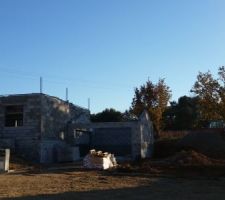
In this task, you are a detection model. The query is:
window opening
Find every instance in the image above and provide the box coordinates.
[5,105,23,127]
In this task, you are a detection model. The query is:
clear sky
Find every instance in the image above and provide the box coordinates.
[0,0,224,113]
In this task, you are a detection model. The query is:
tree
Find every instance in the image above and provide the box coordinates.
[163,96,200,130]
[175,96,199,129]
[122,110,138,121]
[217,66,225,120]
[91,108,123,122]
[130,79,171,133]
[191,70,221,124]
[163,101,177,130]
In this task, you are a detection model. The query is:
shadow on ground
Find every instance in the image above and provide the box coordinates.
[2,187,152,200]
[2,177,225,200]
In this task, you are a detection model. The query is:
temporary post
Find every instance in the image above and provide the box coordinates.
[66,88,68,101]
[88,98,90,112]
[40,76,43,139]
[40,77,42,93]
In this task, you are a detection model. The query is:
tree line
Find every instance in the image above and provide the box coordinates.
[91,67,225,132]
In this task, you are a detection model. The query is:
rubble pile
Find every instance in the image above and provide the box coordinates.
[83,149,117,170]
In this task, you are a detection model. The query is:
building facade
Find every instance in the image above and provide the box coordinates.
[0,93,154,163]
[0,93,89,162]
[69,110,154,160]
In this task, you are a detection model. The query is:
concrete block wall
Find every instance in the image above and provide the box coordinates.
[0,94,42,161]
[41,95,90,139]
[0,93,90,162]
[131,124,142,159]
[41,95,70,139]
[73,131,90,145]
[138,111,154,158]
[92,127,132,156]
[39,140,80,163]
[70,122,140,159]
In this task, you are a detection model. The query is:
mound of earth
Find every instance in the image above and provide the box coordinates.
[177,131,225,159]
[164,150,225,166]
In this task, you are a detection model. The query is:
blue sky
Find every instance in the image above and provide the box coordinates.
[0,0,225,113]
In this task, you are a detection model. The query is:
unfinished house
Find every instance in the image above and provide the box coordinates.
[69,110,154,160]
[0,93,154,163]
[0,93,90,163]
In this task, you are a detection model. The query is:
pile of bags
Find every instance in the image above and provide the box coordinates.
[83,149,117,170]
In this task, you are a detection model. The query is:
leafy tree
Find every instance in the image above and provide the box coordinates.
[175,96,199,129]
[163,101,177,130]
[91,108,123,122]
[217,66,225,120]
[163,96,200,130]
[122,110,138,121]
[191,69,221,124]
[130,79,171,133]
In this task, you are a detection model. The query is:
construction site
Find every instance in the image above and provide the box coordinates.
[0,126,225,199]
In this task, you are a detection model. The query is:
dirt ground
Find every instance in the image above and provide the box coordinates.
[2,144,225,200]
[0,168,225,200]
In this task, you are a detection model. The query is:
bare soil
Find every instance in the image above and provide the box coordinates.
[2,145,225,200]
[0,162,225,200]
